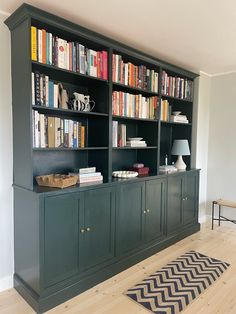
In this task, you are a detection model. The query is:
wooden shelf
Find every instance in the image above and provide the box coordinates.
[33,147,108,151]
[161,94,193,103]
[113,81,158,96]
[112,115,157,122]
[32,61,109,84]
[32,105,108,118]
[113,146,157,150]
[161,121,192,126]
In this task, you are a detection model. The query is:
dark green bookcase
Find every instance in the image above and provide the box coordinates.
[5,3,200,313]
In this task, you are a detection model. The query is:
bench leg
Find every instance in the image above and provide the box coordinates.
[212,201,215,230]
[219,205,221,226]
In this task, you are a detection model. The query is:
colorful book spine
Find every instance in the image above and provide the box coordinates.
[31,26,37,61]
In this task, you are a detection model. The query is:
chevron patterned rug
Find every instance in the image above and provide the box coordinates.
[125,250,230,314]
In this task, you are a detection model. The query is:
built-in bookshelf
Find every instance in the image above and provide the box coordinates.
[6,3,197,190]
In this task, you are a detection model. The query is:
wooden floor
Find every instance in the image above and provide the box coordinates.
[1,221,236,314]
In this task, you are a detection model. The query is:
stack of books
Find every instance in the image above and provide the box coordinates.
[170,114,189,124]
[130,163,149,176]
[31,26,108,79]
[69,167,103,184]
[112,91,158,120]
[126,138,147,147]
[112,54,158,92]
[159,165,178,174]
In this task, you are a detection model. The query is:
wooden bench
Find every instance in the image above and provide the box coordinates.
[212,199,236,230]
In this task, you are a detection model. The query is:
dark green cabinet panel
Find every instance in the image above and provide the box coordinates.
[145,179,165,242]
[116,182,145,255]
[80,187,115,271]
[167,175,184,235]
[43,193,82,287]
[183,172,198,224]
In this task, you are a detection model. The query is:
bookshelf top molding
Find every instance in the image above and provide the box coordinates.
[5,3,198,80]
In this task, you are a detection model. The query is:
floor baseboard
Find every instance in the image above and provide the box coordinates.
[0,275,13,292]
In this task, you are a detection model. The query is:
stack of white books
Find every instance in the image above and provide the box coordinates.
[159,165,178,174]
[69,167,103,184]
[126,138,147,147]
[170,114,189,123]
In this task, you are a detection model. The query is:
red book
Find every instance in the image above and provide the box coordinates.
[69,42,72,71]
[97,51,101,78]
[102,51,108,80]
[130,167,149,175]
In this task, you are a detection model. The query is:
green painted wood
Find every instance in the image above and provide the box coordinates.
[183,171,199,225]
[167,174,184,235]
[43,193,83,287]
[145,178,166,242]
[116,181,145,255]
[80,187,115,271]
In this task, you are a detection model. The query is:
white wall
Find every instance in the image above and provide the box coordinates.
[192,72,211,221]
[0,13,13,292]
[207,73,236,218]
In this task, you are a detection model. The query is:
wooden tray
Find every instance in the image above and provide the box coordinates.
[36,174,78,188]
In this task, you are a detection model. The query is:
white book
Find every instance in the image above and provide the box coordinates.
[39,114,45,148]
[69,120,73,148]
[78,175,103,183]
[66,42,70,70]
[113,121,118,147]
[53,83,58,108]
[79,44,85,74]
[126,143,147,147]
[124,63,129,85]
[54,117,61,147]
[79,167,96,174]
[32,72,35,105]
[57,38,65,68]
[38,29,42,63]
[45,75,49,107]
[154,72,158,92]
[78,172,102,178]
[34,111,39,148]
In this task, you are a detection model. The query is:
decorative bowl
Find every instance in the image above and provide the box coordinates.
[172,111,181,116]
[112,171,138,178]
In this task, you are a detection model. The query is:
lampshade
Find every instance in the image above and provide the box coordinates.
[171,140,190,156]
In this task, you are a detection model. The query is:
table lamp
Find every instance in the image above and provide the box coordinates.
[171,139,190,170]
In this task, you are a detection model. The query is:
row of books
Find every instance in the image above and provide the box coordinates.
[162,71,193,100]
[112,54,159,92]
[112,122,126,147]
[32,111,85,148]
[112,91,158,120]
[32,71,61,108]
[31,26,108,79]
[69,167,103,184]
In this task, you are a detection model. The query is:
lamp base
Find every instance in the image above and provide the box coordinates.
[174,155,186,170]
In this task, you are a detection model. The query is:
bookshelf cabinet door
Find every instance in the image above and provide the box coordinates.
[80,187,115,271]
[116,182,145,256]
[43,193,83,287]
[167,174,184,235]
[145,178,165,242]
[183,172,199,225]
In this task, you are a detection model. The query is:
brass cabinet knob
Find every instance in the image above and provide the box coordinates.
[146,209,150,213]
[80,228,85,233]
[86,227,91,232]
[143,210,147,214]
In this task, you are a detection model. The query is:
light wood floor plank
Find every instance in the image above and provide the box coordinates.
[0,221,236,314]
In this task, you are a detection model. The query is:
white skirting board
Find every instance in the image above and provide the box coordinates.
[0,275,13,292]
